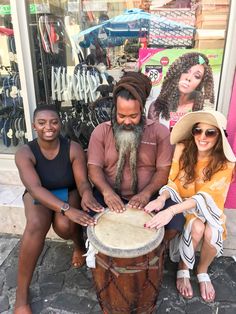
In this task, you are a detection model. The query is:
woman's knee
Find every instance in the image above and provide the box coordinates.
[191,219,205,242]
[52,189,80,239]
[23,193,52,236]
[203,224,213,244]
[53,215,75,239]
[25,217,51,237]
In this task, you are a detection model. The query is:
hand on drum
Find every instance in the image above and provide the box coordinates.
[144,197,165,213]
[128,192,150,209]
[144,208,173,229]
[65,207,97,226]
[81,191,104,213]
[103,191,126,213]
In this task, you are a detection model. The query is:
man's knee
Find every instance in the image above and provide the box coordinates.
[164,229,179,242]
[162,199,185,233]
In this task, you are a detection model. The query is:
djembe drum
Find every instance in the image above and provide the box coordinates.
[87,207,165,314]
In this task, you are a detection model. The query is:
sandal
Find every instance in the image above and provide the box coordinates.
[197,273,215,302]
[71,248,86,268]
[176,269,193,299]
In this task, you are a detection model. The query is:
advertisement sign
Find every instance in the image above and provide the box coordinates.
[139,48,223,127]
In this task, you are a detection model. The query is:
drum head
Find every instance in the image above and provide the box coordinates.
[87,207,164,258]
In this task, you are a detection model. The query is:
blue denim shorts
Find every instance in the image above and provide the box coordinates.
[33,188,68,205]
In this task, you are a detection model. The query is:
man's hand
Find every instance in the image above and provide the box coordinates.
[128,192,150,209]
[65,207,97,226]
[144,197,166,213]
[103,191,126,213]
[81,190,104,213]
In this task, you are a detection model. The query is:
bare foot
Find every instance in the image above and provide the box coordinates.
[197,273,215,302]
[71,247,86,268]
[14,304,32,314]
[176,270,193,299]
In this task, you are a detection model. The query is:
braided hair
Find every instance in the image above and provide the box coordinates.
[153,52,215,120]
[113,71,152,111]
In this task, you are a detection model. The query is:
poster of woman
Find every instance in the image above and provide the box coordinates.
[139,48,223,129]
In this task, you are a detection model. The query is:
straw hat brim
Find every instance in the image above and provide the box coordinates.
[170,110,236,163]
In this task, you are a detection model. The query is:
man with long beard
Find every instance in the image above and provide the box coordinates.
[87,72,184,239]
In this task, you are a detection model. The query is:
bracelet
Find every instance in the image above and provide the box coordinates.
[157,196,165,204]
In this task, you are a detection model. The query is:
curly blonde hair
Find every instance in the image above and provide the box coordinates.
[153,52,215,120]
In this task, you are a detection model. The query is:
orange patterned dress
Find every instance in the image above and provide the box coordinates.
[160,143,235,269]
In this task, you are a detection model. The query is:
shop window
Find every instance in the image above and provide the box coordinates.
[0,1,27,154]
[25,0,231,146]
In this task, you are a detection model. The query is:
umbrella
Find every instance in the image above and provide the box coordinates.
[76,8,194,38]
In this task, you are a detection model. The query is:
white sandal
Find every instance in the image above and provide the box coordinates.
[197,273,215,302]
[176,270,193,299]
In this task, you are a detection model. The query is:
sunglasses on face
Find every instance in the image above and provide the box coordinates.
[191,127,219,138]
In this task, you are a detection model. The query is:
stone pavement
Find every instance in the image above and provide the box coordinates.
[1,233,236,314]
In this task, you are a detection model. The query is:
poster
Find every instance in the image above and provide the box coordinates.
[139,48,223,127]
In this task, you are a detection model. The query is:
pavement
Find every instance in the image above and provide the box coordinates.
[1,233,236,314]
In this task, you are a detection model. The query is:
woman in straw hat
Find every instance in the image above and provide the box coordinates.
[144,110,235,302]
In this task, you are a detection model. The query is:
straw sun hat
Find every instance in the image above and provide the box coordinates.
[170,110,236,163]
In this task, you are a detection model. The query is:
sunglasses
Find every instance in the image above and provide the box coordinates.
[191,127,219,138]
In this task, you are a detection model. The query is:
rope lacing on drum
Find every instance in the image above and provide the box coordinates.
[95,257,130,311]
[93,248,165,313]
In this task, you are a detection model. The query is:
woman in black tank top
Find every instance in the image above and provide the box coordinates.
[14,106,103,314]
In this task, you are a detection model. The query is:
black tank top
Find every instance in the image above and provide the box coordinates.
[28,136,76,190]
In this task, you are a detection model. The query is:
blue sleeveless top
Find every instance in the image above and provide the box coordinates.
[28,136,76,190]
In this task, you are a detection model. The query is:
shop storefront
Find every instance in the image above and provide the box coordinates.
[0,0,235,185]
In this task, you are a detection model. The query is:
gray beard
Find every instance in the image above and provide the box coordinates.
[112,120,144,194]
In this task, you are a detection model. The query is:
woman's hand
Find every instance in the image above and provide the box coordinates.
[144,196,166,213]
[144,208,175,229]
[65,207,97,226]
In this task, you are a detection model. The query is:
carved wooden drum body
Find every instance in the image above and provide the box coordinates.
[87,207,165,314]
